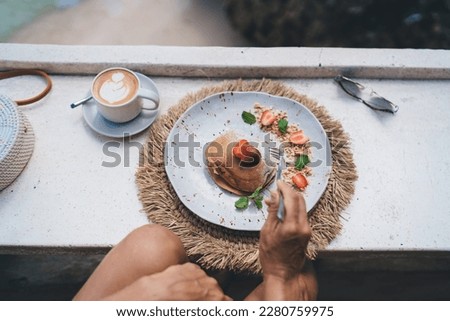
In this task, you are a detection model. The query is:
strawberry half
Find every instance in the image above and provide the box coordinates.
[292,173,308,190]
[260,110,277,126]
[241,143,257,157]
[232,146,244,159]
[290,131,309,145]
[232,139,261,166]
[232,139,248,160]
[241,143,260,163]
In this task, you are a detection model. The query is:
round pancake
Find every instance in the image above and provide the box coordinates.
[205,131,276,196]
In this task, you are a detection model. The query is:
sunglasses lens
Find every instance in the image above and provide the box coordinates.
[336,76,363,98]
[335,75,399,114]
[365,96,399,113]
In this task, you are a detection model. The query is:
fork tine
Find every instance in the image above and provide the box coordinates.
[269,147,280,160]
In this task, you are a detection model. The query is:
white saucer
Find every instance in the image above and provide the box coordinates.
[82,73,160,138]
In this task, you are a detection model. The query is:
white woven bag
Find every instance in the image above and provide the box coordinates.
[0,95,35,190]
[0,70,52,191]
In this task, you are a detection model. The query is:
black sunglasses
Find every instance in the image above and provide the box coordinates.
[335,75,399,114]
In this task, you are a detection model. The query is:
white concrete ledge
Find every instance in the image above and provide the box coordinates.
[1,44,450,256]
[1,44,449,79]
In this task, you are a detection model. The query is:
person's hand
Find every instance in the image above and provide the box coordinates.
[105,263,231,301]
[143,263,231,300]
[246,184,316,301]
[259,181,311,280]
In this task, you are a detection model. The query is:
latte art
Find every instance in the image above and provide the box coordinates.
[100,72,130,103]
[93,69,138,106]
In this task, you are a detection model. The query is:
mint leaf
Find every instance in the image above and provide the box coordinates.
[254,195,264,209]
[235,197,249,209]
[295,154,310,170]
[249,186,262,199]
[278,118,288,134]
[235,187,264,210]
[242,111,256,125]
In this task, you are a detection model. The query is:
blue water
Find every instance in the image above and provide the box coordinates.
[0,0,80,42]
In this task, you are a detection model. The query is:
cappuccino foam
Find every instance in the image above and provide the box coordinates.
[93,69,138,106]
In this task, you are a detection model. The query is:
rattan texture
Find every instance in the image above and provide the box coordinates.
[0,95,35,191]
[136,79,358,273]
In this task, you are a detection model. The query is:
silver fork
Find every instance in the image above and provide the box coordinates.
[269,147,285,221]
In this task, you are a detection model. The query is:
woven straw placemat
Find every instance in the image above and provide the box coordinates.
[136,79,357,274]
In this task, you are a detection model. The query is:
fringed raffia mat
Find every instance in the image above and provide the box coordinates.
[136,79,357,274]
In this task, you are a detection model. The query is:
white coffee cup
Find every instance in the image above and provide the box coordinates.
[91,67,159,123]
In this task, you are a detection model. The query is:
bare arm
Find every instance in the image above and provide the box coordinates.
[245,181,318,300]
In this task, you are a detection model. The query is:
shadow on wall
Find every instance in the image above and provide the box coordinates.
[224,0,450,48]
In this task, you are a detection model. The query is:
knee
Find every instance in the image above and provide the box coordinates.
[122,224,187,265]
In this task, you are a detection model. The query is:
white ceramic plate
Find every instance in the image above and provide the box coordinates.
[82,73,159,138]
[165,91,332,231]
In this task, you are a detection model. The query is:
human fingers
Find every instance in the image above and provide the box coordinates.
[180,262,204,272]
[174,274,227,301]
[179,264,227,299]
[163,273,221,300]
[290,189,309,233]
[279,184,311,242]
[169,263,206,281]
[197,276,230,301]
[264,189,280,225]
[277,181,306,224]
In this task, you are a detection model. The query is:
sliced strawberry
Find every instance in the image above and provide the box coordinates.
[260,110,277,126]
[232,139,248,159]
[241,143,261,164]
[241,143,256,157]
[290,131,309,145]
[238,139,248,147]
[232,139,261,166]
[232,146,244,159]
[292,173,308,190]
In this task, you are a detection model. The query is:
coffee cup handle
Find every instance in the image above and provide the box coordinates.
[138,88,160,110]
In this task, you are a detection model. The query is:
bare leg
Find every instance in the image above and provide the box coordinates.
[74,224,187,300]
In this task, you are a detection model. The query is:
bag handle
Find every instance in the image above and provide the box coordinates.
[0,69,52,106]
